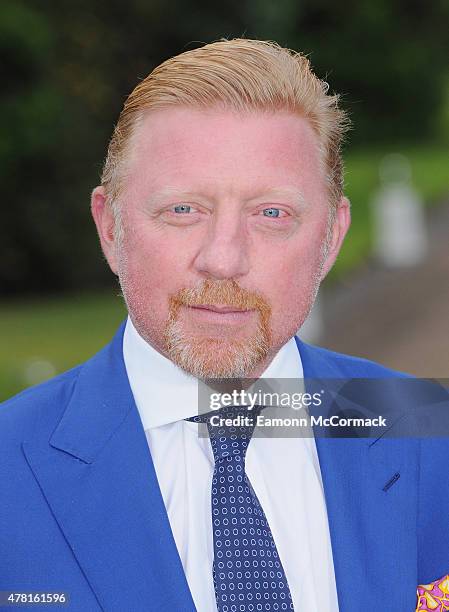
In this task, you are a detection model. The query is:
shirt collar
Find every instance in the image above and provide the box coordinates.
[123,316,304,430]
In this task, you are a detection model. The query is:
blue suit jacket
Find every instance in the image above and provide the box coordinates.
[1,321,448,611]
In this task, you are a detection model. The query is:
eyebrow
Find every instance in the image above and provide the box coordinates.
[144,188,202,206]
[144,186,308,208]
[248,188,308,208]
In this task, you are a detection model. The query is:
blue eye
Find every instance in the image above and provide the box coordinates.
[263,208,280,218]
[173,204,191,214]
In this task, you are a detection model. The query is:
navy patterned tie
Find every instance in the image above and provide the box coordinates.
[189,405,294,612]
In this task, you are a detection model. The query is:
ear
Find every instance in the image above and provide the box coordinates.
[90,185,119,275]
[320,196,351,280]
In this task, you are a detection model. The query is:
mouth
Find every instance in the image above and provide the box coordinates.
[189,304,252,314]
[183,303,256,325]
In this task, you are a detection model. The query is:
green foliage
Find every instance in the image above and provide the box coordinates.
[0,292,126,401]
[333,146,449,278]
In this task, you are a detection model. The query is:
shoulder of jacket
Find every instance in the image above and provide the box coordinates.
[0,365,83,439]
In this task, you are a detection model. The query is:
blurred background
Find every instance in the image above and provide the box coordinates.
[1,0,448,400]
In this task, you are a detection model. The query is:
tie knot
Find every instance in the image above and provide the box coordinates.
[188,405,262,463]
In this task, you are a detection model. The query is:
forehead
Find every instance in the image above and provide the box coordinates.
[124,107,325,201]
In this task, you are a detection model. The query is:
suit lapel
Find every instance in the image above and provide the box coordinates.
[22,322,195,612]
[296,338,419,611]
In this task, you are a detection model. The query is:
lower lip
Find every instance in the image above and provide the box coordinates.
[185,306,255,324]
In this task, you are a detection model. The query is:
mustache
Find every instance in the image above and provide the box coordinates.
[169,279,271,317]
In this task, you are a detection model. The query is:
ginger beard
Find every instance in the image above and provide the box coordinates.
[163,279,272,379]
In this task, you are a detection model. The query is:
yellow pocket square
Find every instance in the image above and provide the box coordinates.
[416,575,449,611]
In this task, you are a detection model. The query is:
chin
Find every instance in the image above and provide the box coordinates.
[163,321,271,379]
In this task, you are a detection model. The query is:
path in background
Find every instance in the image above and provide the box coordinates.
[316,201,449,378]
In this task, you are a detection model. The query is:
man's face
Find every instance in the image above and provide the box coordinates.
[92,107,350,378]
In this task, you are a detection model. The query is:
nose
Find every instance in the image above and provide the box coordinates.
[192,209,250,280]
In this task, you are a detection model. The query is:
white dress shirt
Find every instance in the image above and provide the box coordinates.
[123,316,339,611]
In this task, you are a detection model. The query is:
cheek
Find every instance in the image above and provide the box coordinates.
[254,239,325,336]
[123,224,183,281]
[258,230,325,292]
[271,259,318,309]
[118,228,187,317]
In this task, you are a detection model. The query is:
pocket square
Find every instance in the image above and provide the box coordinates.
[416,575,449,611]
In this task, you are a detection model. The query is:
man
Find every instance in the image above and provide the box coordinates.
[1,39,448,612]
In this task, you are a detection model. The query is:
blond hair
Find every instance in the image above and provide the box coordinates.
[101,38,349,216]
